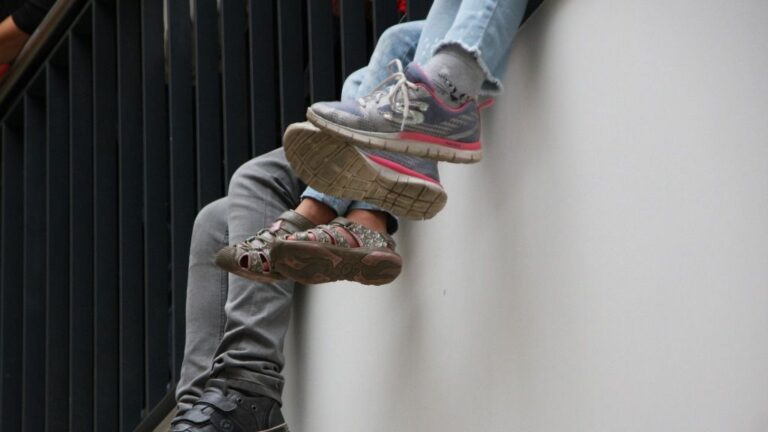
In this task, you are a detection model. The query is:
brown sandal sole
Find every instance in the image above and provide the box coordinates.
[284,122,447,220]
[271,240,402,286]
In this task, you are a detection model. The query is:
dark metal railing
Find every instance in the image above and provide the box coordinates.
[0,0,542,430]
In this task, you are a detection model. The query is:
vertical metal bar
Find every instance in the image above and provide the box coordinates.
[221,0,250,183]
[0,126,2,430]
[340,0,367,79]
[168,0,196,381]
[45,45,71,431]
[0,121,2,373]
[22,77,48,432]
[372,0,400,44]
[141,0,170,412]
[307,0,337,103]
[1,106,24,432]
[116,0,145,428]
[248,0,278,155]
[277,0,306,129]
[68,11,94,431]
[407,0,432,21]
[194,0,223,206]
[93,0,120,429]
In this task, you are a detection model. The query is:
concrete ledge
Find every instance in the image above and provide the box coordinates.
[283,1,768,431]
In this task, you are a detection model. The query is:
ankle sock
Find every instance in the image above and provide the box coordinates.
[422,46,485,106]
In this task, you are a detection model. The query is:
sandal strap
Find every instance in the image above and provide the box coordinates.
[242,210,315,249]
[292,217,396,250]
[291,225,351,247]
[337,218,396,250]
[274,210,315,234]
[237,211,315,275]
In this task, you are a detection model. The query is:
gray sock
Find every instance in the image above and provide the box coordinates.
[422,46,485,106]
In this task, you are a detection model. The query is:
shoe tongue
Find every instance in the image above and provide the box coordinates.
[405,63,436,90]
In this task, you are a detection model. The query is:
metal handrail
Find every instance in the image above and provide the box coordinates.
[134,390,177,432]
[0,0,87,114]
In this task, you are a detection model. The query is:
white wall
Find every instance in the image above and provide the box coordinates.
[282,1,768,430]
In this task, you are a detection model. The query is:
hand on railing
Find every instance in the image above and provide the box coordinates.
[0,0,83,107]
[0,16,31,65]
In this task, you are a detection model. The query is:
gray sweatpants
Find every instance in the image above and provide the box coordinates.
[175,148,304,413]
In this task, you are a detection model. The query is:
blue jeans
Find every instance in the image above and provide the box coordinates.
[415,0,528,94]
[300,21,424,231]
[301,0,528,223]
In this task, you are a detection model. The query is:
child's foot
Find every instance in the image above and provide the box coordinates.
[306,60,482,164]
[270,218,402,286]
[284,122,446,220]
[215,210,315,282]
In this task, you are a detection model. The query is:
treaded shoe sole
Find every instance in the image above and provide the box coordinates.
[307,108,482,164]
[284,122,447,220]
[173,421,289,432]
[261,424,290,432]
[271,241,402,286]
[214,246,285,283]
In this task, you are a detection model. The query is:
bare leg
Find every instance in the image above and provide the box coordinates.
[293,198,336,226]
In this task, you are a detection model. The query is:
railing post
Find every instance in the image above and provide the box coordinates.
[1,107,25,432]
[141,0,171,413]
[93,0,120,428]
[68,11,95,431]
[167,0,196,384]
[45,45,72,430]
[22,76,48,432]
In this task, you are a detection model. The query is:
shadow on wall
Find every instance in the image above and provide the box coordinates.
[284,0,768,431]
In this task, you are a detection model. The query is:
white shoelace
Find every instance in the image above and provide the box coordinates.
[357,59,419,131]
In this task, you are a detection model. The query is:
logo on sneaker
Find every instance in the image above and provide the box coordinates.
[383,100,429,125]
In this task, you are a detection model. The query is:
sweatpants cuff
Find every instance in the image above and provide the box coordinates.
[213,372,284,404]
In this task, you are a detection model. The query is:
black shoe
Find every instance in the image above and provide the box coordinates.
[171,383,288,432]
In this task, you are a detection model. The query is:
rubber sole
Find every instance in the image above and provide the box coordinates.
[284,122,447,220]
[214,245,285,283]
[172,420,289,432]
[271,240,402,286]
[261,423,289,432]
[306,108,482,164]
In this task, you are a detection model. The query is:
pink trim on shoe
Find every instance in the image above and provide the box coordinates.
[397,131,482,151]
[478,98,495,110]
[367,155,443,185]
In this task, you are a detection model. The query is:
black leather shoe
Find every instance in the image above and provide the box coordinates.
[171,384,288,432]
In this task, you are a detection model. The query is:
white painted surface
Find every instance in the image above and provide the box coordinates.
[282,1,768,430]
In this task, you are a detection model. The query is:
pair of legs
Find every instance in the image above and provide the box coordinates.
[174,19,426,419]
[293,0,528,222]
[294,20,425,235]
[173,0,528,429]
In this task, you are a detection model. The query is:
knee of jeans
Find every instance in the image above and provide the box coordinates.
[377,20,424,52]
[228,155,276,199]
[192,198,228,242]
[341,67,368,101]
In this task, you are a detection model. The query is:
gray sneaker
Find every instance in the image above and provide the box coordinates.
[283,122,447,220]
[307,60,482,164]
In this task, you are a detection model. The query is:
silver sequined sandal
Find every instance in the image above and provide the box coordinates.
[270,217,402,286]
